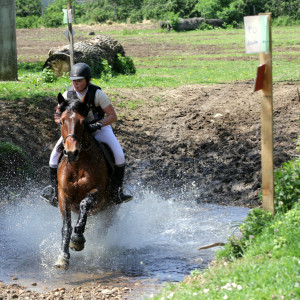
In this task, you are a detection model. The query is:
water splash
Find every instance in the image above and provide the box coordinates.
[0,185,249,288]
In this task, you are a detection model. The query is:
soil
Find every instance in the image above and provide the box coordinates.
[0,23,299,299]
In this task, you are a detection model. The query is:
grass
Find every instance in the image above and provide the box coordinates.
[0,25,299,102]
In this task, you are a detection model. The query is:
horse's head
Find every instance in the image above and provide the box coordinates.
[57,93,89,162]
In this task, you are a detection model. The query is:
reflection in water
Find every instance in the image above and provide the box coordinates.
[0,185,248,293]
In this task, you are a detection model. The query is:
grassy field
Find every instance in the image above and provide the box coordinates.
[0,26,299,101]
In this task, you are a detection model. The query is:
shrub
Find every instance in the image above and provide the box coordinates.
[197,21,214,31]
[217,208,273,260]
[43,11,63,28]
[114,54,136,75]
[274,157,300,213]
[91,58,113,80]
[273,16,300,26]
[87,7,114,23]
[16,0,41,17]
[165,12,181,31]
[129,10,144,24]
[41,68,57,83]
[16,16,43,29]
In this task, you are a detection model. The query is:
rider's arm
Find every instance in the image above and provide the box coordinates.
[95,90,117,126]
[101,104,117,126]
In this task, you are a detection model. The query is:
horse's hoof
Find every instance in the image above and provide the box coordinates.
[70,234,85,251]
[54,255,69,270]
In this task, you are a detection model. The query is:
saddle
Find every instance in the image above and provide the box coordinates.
[97,142,115,172]
[57,139,115,172]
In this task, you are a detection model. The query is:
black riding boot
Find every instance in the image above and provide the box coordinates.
[112,165,133,204]
[40,167,58,207]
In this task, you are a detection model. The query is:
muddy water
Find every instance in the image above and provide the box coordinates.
[0,185,249,298]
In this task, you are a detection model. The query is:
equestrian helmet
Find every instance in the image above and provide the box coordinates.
[69,63,91,80]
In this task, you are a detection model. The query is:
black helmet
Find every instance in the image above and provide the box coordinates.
[69,63,91,80]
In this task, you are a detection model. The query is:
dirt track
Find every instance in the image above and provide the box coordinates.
[0,23,299,298]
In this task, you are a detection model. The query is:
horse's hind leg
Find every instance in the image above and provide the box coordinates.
[70,192,98,251]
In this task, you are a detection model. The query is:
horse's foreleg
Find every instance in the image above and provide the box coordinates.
[54,210,72,270]
[70,191,98,251]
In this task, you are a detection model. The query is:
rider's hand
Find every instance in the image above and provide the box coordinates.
[87,122,103,133]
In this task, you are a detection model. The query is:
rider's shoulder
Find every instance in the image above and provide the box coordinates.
[89,83,102,91]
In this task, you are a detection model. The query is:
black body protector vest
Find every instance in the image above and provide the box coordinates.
[66,84,105,121]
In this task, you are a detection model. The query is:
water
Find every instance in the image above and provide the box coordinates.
[0,185,249,295]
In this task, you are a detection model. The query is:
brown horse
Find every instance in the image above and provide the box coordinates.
[54,93,115,270]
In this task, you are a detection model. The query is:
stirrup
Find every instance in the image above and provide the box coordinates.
[116,188,133,204]
[40,185,58,207]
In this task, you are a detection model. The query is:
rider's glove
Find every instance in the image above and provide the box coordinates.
[87,122,103,133]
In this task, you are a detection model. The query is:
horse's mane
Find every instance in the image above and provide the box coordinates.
[59,99,89,118]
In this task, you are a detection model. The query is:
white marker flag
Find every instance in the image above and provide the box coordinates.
[244,15,269,54]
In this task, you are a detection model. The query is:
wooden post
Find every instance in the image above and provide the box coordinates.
[259,13,274,214]
[0,0,18,81]
[67,1,74,67]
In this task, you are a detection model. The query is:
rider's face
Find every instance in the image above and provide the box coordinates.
[72,78,87,93]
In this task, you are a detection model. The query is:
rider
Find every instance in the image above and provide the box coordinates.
[41,62,132,206]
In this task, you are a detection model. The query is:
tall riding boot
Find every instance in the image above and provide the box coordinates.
[40,167,58,207]
[112,165,133,204]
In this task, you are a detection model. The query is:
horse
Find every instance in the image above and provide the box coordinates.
[53,93,116,270]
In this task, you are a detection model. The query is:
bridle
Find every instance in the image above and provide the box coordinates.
[62,120,92,154]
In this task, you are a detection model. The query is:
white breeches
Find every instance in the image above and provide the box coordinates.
[49,125,125,168]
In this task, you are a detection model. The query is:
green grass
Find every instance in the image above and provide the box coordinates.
[152,203,300,300]
[0,26,299,101]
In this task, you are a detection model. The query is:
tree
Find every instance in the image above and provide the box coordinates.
[16,0,41,17]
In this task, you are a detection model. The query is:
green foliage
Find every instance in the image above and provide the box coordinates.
[43,11,63,28]
[15,0,300,28]
[218,208,273,260]
[195,0,225,19]
[83,0,142,23]
[164,12,181,31]
[114,54,136,75]
[16,0,41,17]
[274,156,300,213]
[217,0,246,23]
[16,16,43,29]
[90,58,113,80]
[197,21,215,31]
[195,0,300,25]
[41,68,57,83]
[43,0,84,27]
[273,16,300,26]
[129,10,144,24]
[265,0,300,20]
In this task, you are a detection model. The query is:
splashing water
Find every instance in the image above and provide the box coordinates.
[0,185,248,290]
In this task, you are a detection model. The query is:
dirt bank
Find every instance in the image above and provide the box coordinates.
[1,82,299,207]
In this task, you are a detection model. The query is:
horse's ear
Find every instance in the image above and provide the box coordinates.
[57,93,65,105]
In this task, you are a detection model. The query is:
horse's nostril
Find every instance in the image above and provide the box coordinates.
[74,150,79,157]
